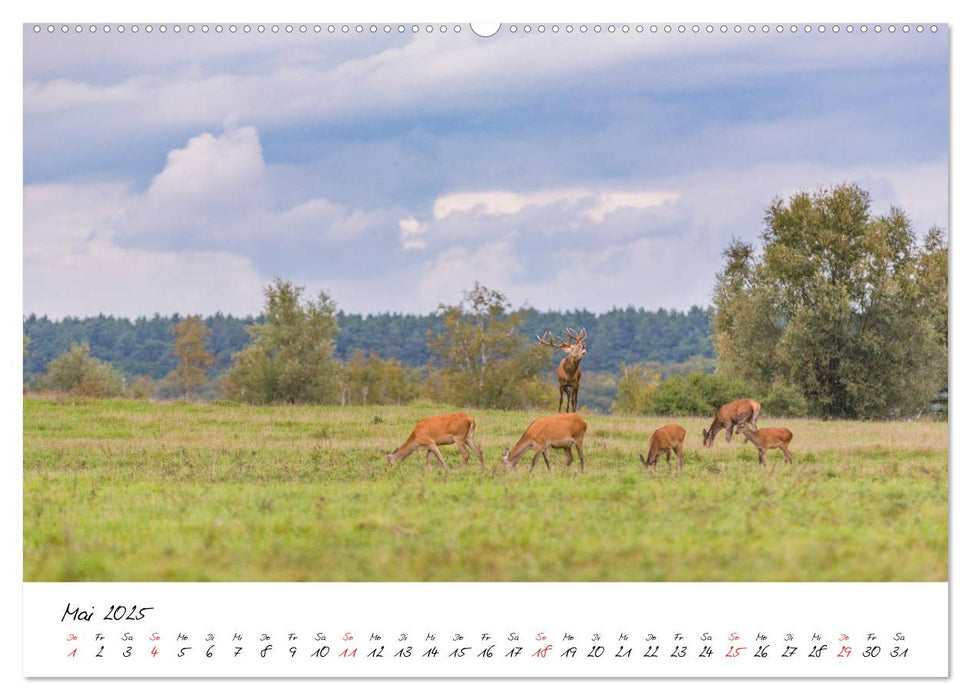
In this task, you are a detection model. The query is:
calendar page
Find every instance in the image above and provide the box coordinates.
[20,8,951,684]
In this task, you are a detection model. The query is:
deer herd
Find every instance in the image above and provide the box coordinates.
[384,329,794,473]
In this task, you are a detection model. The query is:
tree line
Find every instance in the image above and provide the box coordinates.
[23,305,714,391]
[23,184,948,419]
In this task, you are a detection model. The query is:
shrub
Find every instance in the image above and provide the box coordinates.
[649,372,754,416]
[762,383,809,417]
[128,375,159,399]
[33,342,126,397]
[650,375,713,415]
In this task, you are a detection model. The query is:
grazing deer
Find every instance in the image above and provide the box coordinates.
[537,328,588,412]
[740,425,793,466]
[386,412,484,469]
[501,413,588,473]
[639,424,687,471]
[702,398,761,447]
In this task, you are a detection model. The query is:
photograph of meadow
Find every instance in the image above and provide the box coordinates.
[23,24,947,582]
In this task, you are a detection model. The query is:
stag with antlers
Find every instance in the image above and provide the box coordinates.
[537,328,588,413]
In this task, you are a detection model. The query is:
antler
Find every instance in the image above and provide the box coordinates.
[536,331,571,349]
[565,328,587,344]
[537,329,587,348]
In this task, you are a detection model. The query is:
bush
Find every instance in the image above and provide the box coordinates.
[33,342,126,397]
[650,375,713,415]
[649,372,754,416]
[128,375,159,399]
[612,365,659,415]
[762,383,809,417]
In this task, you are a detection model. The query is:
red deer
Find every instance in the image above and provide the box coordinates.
[639,423,687,471]
[386,413,484,469]
[501,413,587,473]
[537,328,588,412]
[739,425,793,465]
[702,398,761,447]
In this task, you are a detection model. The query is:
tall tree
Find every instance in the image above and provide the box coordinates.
[222,279,340,404]
[427,282,552,409]
[166,316,215,399]
[712,184,947,418]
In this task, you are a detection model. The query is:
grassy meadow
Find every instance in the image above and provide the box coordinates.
[23,396,947,582]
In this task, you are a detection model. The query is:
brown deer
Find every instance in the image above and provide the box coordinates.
[702,398,761,447]
[386,412,484,469]
[537,328,587,412]
[739,425,793,465]
[501,413,588,473]
[639,424,687,471]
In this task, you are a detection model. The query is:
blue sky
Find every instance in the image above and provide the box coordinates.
[23,25,949,317]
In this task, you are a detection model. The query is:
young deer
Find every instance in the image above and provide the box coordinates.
[501,413,588,473]
[739,425,793,465]
[537,328,588,412]
[386,413,484,469]
[639,424,687,471]
[702,398,761,447]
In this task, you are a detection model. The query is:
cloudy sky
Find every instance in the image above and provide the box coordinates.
[23,24,948,318]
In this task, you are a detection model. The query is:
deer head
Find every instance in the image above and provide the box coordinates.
[537,328,587,361]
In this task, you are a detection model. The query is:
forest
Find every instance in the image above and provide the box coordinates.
[23,306,713,380]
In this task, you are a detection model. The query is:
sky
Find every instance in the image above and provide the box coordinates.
[22,23,949,318]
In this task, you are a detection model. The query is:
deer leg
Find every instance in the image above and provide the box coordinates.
[541,450,552,472]
[665,449,671,465]
[563,446,574,466]
[429,445,448,470]
[530,449,542,473]
[467,436,485,467]
[726,423,735,443]
[784,447,793,464]
[758,448,766,466]
[558,386,566,412]
[676,444,684,471]
[425,450,432,467]
[456,440,470,465]
[575,442,585,473]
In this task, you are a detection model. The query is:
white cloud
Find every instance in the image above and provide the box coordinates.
[581,190,681,223]
[23,183,266,318]
[428,187,680,231]
[22,126,401,317]
[415,239,523,311]
[120,125,396,257]
[398,217,428,250]
[24,30,945,134]
[146,125,265,204]
[23,127,947,318]
[432,189,590,219]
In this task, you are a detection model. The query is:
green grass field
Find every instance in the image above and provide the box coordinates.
[22,396,948,582]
